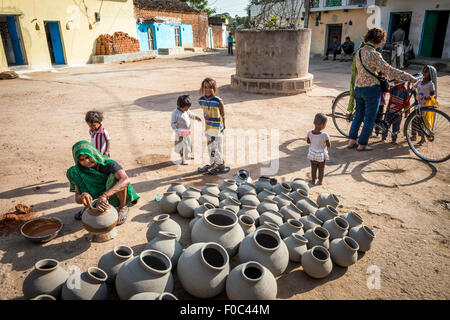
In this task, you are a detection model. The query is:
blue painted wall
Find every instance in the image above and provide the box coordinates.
[136,23,193,50]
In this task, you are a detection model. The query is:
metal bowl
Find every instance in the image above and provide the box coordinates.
[20,216,63,243]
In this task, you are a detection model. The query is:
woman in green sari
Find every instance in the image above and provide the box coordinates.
[66,141,140,225]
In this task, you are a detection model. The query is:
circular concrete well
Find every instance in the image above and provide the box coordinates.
[231,29,313,94]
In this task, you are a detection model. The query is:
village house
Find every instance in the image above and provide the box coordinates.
[208,16,229,48]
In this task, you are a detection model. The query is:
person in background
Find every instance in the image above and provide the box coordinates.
[324,36,341,61]
[340,36,355,62]
[86,110,111,157]
[227,34,234,56]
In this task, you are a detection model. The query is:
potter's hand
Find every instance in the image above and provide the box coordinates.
[97,194,109,212]
[81,193,93,207]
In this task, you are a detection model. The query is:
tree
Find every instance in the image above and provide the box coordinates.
[181,0,217,16]
[249,0,305,30]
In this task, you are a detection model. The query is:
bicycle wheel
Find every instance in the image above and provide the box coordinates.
[331,91,357,138]
[404,107,450,163]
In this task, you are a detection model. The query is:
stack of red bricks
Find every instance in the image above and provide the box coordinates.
[95,32,140,55]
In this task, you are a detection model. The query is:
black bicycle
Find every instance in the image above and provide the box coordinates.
[329,74,450,163]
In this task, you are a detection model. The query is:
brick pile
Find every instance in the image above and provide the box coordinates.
[95,32,140,55]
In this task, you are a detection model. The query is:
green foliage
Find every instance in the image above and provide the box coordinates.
[264,14,279,29]
[181,0,216,16]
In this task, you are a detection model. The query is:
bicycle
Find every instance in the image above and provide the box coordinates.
[328,74,450,163]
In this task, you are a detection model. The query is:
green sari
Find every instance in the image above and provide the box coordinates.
[66,141,140,208]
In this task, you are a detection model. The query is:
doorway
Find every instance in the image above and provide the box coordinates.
[387,12,412,43]
[325,24,342,54]
[174,26,181,47]
[420,10,449,58]
[0,15,26,66]
[44,21,66,64]
[147,26,155,50]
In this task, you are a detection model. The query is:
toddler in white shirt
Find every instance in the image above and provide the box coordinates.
[307,113,331,185]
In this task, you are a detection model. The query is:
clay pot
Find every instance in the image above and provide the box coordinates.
[283,233,309,262]
[201,183,220,196]
[237,182,257,198]
[98,245,133,284]
[191,208,245,257]
[226,261,277,300]
[61,267,109,300]
[291,178,310,195]
[115,250,174,300]
[238,228,289,276]
[194,203,215,215]
[257,198,279,214]
[238,214,256,236]
[288,189,309,204]
[219,196,242,214]
[82,199,118,241]
[240,192,261,207]
[198,191,220,207]
[315,205,339,223]
[146,214,181,242]
[177,242,230,298]
[317,193,340,208]
[219,188,239,201]
[304,226,330,249]
[159,192,181,214]
[254,176,273,193]
[279,219,304,238]
[329,236,359,267]
[189,213,203,231]
[129,292,178,300]
[302,246,333,278]
[272,182,292,196]
[341,211,363,229]
[299,214,323,231]
[273,193,294,209]
[145,231,182,267]
[257,189,276,202]
[31,294,56,300]
[182,186,201,200]
[256,221,280,236]
[23,259,69,299]
[323,216,349,240]
[259,210,284,227]
[177,196,200,218]
[280,202,303,221]
[219,179,238,192]
[166,182,186,197]
[348,225,376,252]
[296,198,319,216]
[237,205,260,225]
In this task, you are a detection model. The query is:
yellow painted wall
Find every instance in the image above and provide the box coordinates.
[0,32,7,71]
[0,0,136,70]
[310,9,369,55]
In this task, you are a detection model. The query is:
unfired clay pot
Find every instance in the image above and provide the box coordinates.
[198,191,220,207]
[182,186,201,200]
[290,178,310,195]
[316,193,340,208]
[254,176,273,193]
[219,196,242,214]
[301,246,333,279]
[259,210,284,227]
[272,182,292,195]
[273,193,294,209]
[288,189,309,204]
[257,198,279,214]
[145,231,182,267]
[279,219,304,238]
[201,183,220,196]
[240,192,261,207]
[323,216,349,240]
[238,228,289,277]
[257,189,276,202]
[237,182,257,198]
[238,214,256,236]
[280,202,303,221]
[177,196,200,219]
[61,267,109,300]
[348,225,376,252]
[194,203,215,215]
[31,294,56,300]
[256,221,280,236]
[219,179,238,192]
[283,233,309,262]
[296,198,319,216]
[129,292,178,300]
[82,199,119,242]
[159,192,181,214]
[115,250,174,300]
[146,214,181,242]
[237,205,260,224]
[315,205,339,223]
[219,188,239,201]
[341,211,363,229]
[189,213,203,231]
[98,245,133,284]
[23,259,69,299]
[191,208,245,257]
[304,226,330,249]
[166,182,186,198]
[329,236,359,267]
[177,242,230,298]
[299,214,323,231]
[226,261,277,300]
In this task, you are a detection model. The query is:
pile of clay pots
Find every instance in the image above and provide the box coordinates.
[22,177,375,300]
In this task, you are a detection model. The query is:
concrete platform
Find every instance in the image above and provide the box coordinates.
[231,73,314,95]
[92,50,158,64]
[184,47,205,53]
[158,47,186,55]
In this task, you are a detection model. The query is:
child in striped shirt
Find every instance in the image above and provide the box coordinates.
[85,110,111,156]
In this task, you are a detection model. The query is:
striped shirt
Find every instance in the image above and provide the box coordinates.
[199,95,224,137]
[89,124,110,154]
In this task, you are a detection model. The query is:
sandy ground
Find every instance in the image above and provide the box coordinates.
[0,50,449,300]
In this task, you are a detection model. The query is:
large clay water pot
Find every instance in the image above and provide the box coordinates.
[198,191,220,207]
[238,214,256,236]
[257,189,276,202]
[219,196,242,214]
[301,246,333,279]
[256,221,280,236]
[61,267,109,300]
[254,176,273,193]
[288,189,309,204]
[280,202,303,221]
[177,242,230,298]
[166,182,186,198]
[23,259,69,299]
[146,214,181,242]
[145,231,183,267]
[159,192,181,214]
[219,188,239,201]
[115,250,174,300]
[82,199,119,242]
[194,203,215,215]
[259,210,284,227]
[240,192,260,207]
[296,198,318,216]
[283,233,309,263]
[226,261,277,300]
[323,216,349,240]
[304,226,330,249]
[182,186,201,200]
[316,193,340,208]
[189,213,203,231]
[329,236,359,267]
[191,208,245,257]
[273,193,294,209]
[272,182,292,196]
[257,198,279,214]
[237,182,257,199]
[219,179,238,192]
[98,245,133,285]
[299,214,323,231]
[177,196,200,219]
[291,178,310,195]
[279,219,304,238]
[238,228,289,276]
[237,205,260,224]
[341,211,363,229]
[315,205,339,223]
[201,183,220,197]
[348,225,376,252]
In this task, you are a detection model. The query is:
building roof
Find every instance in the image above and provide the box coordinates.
[134,0,199,13]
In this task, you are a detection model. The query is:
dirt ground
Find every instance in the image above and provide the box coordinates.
[0,50,449,300]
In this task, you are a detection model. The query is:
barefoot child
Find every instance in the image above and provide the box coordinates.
[171,95,201,165]
[86,111,111,156]
[381,80,410,144]
[307,113,330,185]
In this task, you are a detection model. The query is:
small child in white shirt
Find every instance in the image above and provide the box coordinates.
[171,95,201,165]
[307,113,331,185]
